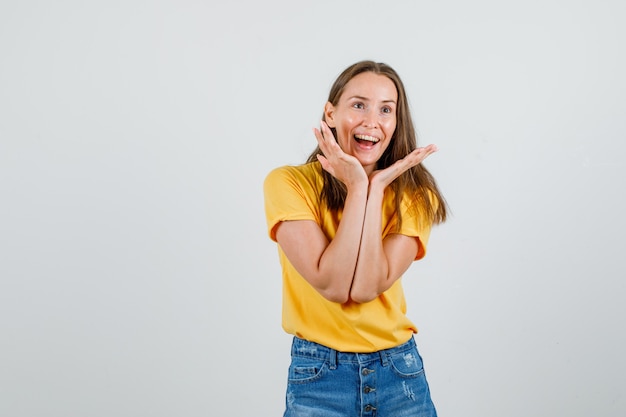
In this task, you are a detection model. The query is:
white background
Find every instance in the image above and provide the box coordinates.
[1,1,625,416]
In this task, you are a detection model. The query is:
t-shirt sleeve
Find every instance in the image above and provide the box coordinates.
[263,166,318,242]
[397,193,436,261]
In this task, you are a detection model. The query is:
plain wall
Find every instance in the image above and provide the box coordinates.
[1,1,625,416]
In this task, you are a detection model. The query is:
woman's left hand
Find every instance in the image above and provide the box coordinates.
[369,144,438,189]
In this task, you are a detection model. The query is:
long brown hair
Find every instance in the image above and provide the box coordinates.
[306,60,448,227]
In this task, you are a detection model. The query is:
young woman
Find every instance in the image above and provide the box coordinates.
[264,60,447,417]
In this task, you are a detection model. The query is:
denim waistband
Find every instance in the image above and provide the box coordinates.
[291,336,416,367]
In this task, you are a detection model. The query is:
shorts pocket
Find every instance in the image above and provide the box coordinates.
[387,348,425,378]
[287,355,328,384]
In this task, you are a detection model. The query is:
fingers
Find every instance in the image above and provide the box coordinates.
[313,120,342,159]
[316,153,332,175]
[371,144,440,187]
[313,121,369,187]
[319,120,337,148]
[312,120,331,141]
[313,121,341,177]
[405,144,438,166]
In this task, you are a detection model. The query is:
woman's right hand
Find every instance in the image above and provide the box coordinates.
[313,121,368,189]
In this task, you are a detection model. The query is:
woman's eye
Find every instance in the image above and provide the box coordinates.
[381,107,392,114]
[352,103,364,109]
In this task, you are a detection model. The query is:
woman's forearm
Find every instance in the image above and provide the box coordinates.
[349,186,389,303]
[315,183,369,303]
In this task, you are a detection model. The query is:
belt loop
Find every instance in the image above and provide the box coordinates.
[379,349,389,366]
[328,348,338,369]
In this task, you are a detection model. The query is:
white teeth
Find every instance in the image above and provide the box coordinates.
[354,134,379,143]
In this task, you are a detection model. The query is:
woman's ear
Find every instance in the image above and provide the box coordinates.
[324,102,336,128]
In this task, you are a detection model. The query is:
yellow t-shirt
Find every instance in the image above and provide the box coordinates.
[264,162,432,353]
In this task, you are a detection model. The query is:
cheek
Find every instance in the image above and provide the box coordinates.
[384,120,397,137]
[381,138,394,153]
[336,118,357,140]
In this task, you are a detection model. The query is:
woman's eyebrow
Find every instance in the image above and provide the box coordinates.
[347,95,397,104]
[346,95,369,101]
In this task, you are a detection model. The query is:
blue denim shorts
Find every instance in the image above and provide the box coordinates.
[284,336,437,417]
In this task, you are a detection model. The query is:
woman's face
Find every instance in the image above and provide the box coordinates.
[324,71,398,175]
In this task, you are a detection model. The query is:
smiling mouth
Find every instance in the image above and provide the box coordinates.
[354,134,380,145]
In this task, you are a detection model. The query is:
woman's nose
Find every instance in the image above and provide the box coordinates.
[362,109,378,127]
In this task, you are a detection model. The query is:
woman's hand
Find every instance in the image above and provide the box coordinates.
[369,144,438,190]
[313,121,368,189]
